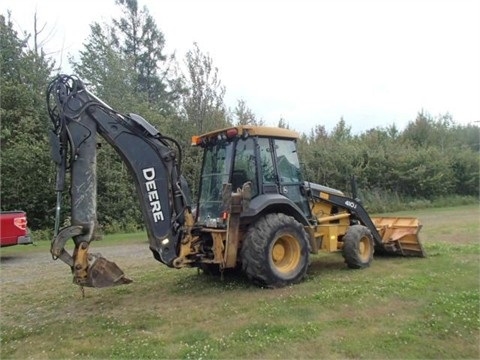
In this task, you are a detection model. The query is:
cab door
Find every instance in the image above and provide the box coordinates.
[273,139,311,218]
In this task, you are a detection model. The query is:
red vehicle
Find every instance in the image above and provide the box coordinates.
[0,211,33,247]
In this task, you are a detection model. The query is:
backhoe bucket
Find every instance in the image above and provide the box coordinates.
[372,217,426,257]
[83,256,133,288]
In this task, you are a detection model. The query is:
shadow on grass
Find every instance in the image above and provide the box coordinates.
[153,251,424,295]
[174,255,353,294]
[169,268,254,295]
[308,255,347,275]
[0,254,28,264]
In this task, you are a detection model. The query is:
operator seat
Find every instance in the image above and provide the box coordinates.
[231,169,248,190]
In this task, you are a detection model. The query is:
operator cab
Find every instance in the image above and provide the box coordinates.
[192,126,311,228]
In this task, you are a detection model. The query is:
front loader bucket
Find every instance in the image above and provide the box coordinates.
[372,217,426,257]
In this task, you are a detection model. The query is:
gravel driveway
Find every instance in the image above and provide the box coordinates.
[0,241,153,289]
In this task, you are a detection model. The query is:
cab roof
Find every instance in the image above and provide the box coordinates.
[196,125,299,141]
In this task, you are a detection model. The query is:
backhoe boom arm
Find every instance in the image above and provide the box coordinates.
[47,75,190,287]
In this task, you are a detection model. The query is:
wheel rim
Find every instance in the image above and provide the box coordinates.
[358,236,372,262]
[271,234,301,274]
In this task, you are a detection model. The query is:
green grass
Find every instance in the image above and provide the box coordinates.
[1,205,479,359]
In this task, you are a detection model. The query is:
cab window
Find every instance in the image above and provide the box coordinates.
[274,139,301,183]
[232,137,258,196]
[257,137,276,183]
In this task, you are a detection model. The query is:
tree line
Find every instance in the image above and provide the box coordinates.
[1,0,478,234]
[298,116,479,213]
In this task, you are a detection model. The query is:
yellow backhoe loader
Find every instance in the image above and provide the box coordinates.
[47,75,424,289]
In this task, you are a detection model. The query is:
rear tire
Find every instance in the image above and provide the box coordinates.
[240,213,309,288]
[342,225,374,269]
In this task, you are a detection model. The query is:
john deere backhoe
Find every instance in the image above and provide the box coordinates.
[47,75,424,289]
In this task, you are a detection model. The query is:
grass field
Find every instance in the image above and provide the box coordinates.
[1,205,479,359]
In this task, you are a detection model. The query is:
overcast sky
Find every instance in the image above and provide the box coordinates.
[2,0,479,134]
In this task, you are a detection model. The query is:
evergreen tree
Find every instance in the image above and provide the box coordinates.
[0,13,56,229]
[234,99,263,126]
[277,118,290,129]
[112,0,182,113]
[71,22,136,105]
[178,42,230,197]
[181,42,228,133]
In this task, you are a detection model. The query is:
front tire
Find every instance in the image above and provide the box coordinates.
[342,225,374,269]
[241,213,310,288]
